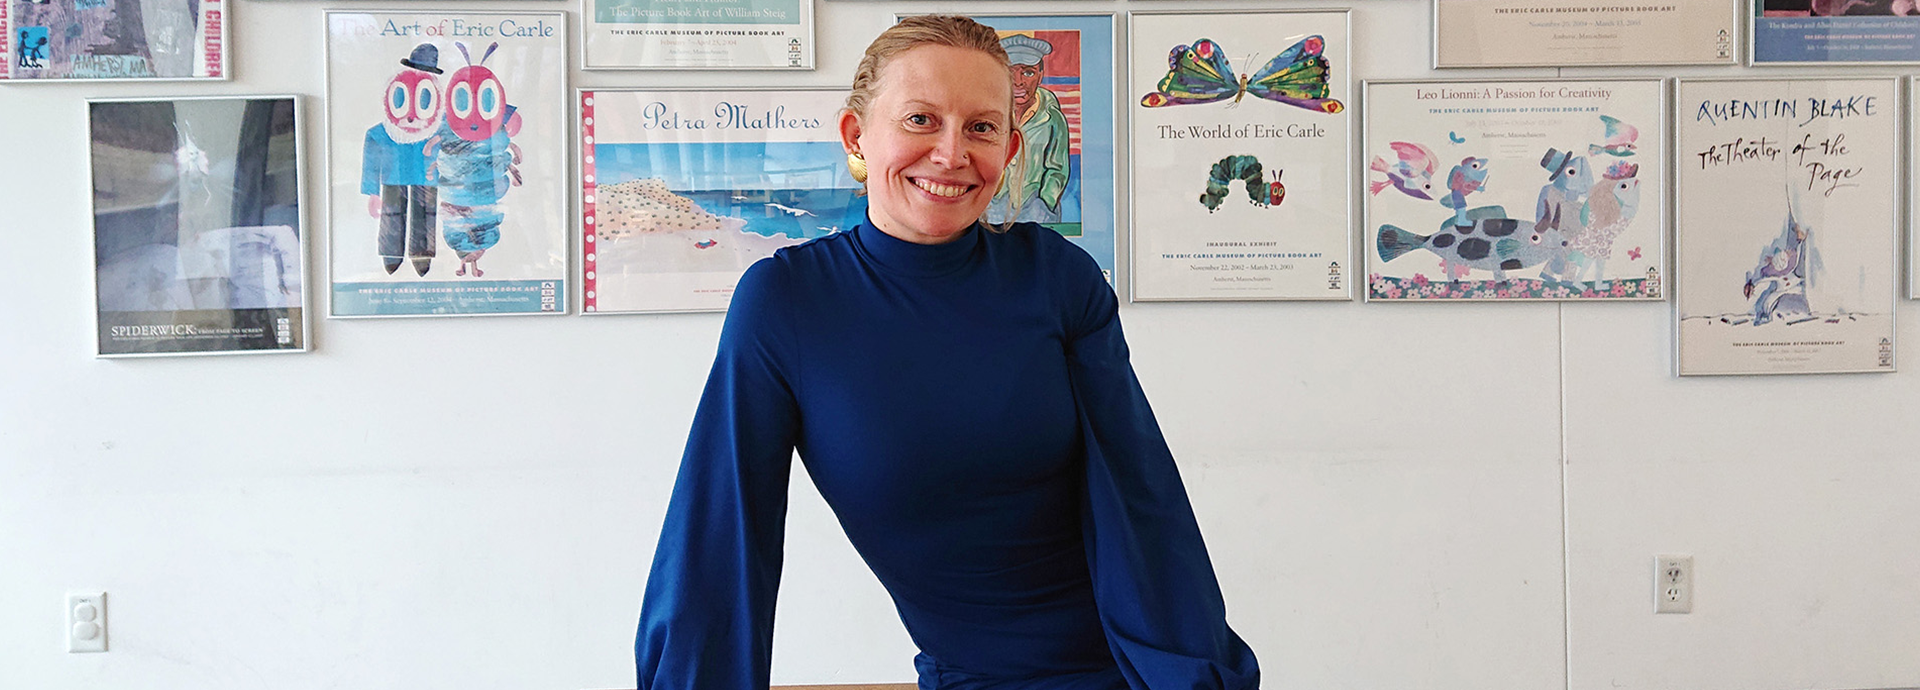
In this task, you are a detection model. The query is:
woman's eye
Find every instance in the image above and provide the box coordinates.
[970,122,998,134]
[905,114,932,127]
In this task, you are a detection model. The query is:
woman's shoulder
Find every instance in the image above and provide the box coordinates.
[993,222,1103,280]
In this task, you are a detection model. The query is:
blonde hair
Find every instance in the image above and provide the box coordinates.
[846,15,1024,232]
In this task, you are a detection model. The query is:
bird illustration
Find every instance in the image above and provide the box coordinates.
[1588,115,1638,157]
[766,202,815,217]
[1368,141,1438,200]
[1448,131,1466,144]
[1440,156,1490,227]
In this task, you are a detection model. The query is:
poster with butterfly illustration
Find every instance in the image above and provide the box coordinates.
[1,0,225,81]
[1434,0,1738,68]
[579,88,859,314]
[90,96,306,357]
[1674,77,1898,376]
[1364,79,1667,302]
[1128,9,1352,302]
[324,11,569,318]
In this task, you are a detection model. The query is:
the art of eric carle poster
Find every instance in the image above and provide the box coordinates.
[1753,0,1920,64]
[580,89,859,314]
[1128,10,1352,302]
[325,11,569,317]
[584,0,812,70]
[932,12,1116,281]
[1364,79,1667,302]
[90,97,305,357]
[3,0,224,80]
[1675,77,1899,376]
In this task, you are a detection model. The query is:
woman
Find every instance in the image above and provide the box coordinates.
[635,15,1260,690]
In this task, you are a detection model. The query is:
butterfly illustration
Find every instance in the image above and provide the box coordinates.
[1139,36,1344,113]
[1628,246,1643,261]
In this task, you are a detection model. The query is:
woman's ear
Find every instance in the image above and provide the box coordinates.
[1005,128,1023,168]
[838,108,863,155]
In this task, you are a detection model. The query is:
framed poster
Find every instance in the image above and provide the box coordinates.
[1433,0,1738,68]
[1674,77,1898,376]
[579,88,857,314]
[3,0,225,81]
[1753,0,1920,64]
[1364,79,1667,301]
[1128,9,1352,302]
[583,0,812,70]
[939,12,1117,281]
[90,96,305,357]
[324,11,569,318]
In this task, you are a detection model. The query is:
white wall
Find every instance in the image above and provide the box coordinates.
[4,1,1918,689]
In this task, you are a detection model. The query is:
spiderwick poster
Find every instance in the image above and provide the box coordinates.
[2,0,225,80]
[90,97,304,357]
[325,11,569,318]
[1128,9,1352,302]
[579,89,859,314]
[1364,79,1667,302]
[961,13,1116,281]
[1674,77,1898,376]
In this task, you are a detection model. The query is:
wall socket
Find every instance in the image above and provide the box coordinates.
[1654,555,1692,614]
[67,592,107,653]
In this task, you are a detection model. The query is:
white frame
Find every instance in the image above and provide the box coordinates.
[1432,0,1741,69]
[88,94,310,358]
[321,9,572,319]
[1359,77,1671,303]
[1126,7,1355,303]
[2,0,231,83]
[1671,75,1901,376]
[581,0,814,71]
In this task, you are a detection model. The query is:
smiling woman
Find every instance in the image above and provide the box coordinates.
[634,15,1261,690]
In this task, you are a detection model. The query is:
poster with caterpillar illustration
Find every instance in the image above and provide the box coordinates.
[324,11,569,318]
[1675,77,1898,376]
[578,88,858,314]
[1128,9,1351,302]
[1363,79,1667,302]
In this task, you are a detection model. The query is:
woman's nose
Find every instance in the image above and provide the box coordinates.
[927,126,970,168]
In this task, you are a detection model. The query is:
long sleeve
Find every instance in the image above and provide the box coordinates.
[361,127,386,196]
[636,259,801,690]
[1063,257,1261,690]
[1038,111,1071,211]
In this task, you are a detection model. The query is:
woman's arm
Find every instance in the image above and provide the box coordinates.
[1061,252,1261,690]
[636,259,802,690]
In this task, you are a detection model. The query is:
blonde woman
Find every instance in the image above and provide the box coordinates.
[636,15,1259,690]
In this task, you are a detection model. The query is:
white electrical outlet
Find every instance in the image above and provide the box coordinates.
[67,592,107,653]
[1654,555,1692,614]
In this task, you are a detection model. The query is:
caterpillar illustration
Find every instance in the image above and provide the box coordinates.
[1200,155,1285,212]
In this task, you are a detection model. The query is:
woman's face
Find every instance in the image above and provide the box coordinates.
[841,44,1019,245]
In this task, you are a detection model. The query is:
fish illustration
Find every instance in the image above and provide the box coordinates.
[1368,141,1438,200]
[766,202,815,217]
[1377,205,1571,282]
[1587,115,1638,157]
[1139,36,1344,113]
[694,239,718,249]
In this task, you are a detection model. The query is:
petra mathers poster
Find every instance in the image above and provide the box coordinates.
[3,0,225,80]
[580,88,860,313]
[325,11,568,317]
[1674,77,1898,376]
[90,97,304,357]
[1128,9,1353,302]
[1364,79,1667,301]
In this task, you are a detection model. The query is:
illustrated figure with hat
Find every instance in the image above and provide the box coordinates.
[986,33,1071,225]
[1534,147,1593,283]
[361,43,447,276]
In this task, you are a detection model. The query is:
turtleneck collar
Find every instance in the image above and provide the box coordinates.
[854,216,983,278]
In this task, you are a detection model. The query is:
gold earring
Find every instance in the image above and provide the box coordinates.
[847,153,868,183]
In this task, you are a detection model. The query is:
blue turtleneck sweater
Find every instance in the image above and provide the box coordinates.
[635,220,1259,690]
